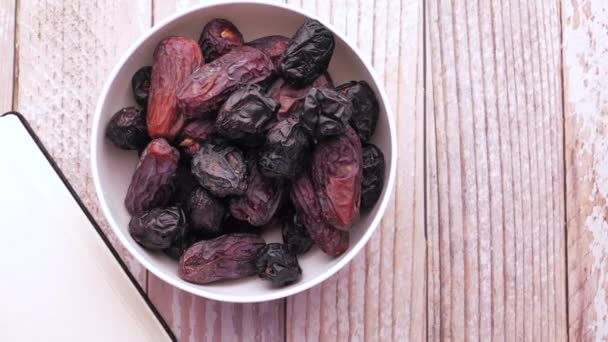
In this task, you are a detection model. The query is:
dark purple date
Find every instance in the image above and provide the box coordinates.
[229,162,284,226]
[125,139,179,215]
[290,172,349,256]
[178,233,266,284]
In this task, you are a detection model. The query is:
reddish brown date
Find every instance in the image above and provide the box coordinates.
[178,119,216,156]
[177,46,274,118]
[266,73,333,120]
[178,233,266,284]
[247,35,290,73]
[125,139,180,215]
[199,18,244,62]
[290,172,348,256]
[229,162,284,226]
[147,37,203,140]
[312,127,362,230]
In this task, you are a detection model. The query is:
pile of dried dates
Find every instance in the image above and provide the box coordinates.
[106,18,385,287]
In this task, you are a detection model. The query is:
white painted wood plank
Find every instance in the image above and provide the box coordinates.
[15,0,152,286]
[0,0,14,110]
[563,1,608,341]
[426,0,566,341]
[286,0,425,341]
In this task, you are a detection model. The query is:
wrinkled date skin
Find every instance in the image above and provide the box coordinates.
[215,84,279,146]
[178,233,266,284]
[282,213,314,255]
[361,143,385,210]
[280,20,335,87]
[312,127,362,230]
[336,80,380,142]
[199,18,244,62]
[178,119,216,156]
[191,141,248,197]
[290,172,349,256]
[148,37,203,140]
[258,112,310,179]
[266,73,333,120]
[132,66,152,107]
[229,162,284,226]
[106,107,150,150]
[247,35,289,73]
[177,46,274,117]
[255,243,302,286]
[187,186,226,237]
[125,139,180,214]
[128,206,186,250]
[302,87,352,140]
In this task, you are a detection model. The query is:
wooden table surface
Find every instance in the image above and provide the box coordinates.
[0,0,606,340]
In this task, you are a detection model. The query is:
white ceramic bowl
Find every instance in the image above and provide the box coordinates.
[91,0,396,303]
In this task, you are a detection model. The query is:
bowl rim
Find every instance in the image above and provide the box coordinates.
[91,0,397,303]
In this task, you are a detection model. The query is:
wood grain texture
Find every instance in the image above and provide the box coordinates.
[15,0,152,285]
[426,0,566,341]
[145,2,285,341]
[0,0,15,110]
[284,0,426,341]
[563,1,608,340]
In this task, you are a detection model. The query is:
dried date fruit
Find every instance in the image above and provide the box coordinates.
[255,243,302,286]
[125,139,180,214]
[229,162,283,226]
[178,233,266,284]
[178,119,216,156]
[336,80,380,142]
[266,73,333,120]
[164,231,200,260]
[106,107,150,150]
[280,20,335,87]
[199,18,244,62]
[215,84,279,146]
[361,143,385,210]
[258,112,310,179]
[191,141,248,197]
[291,172,349,256]
[282,213,314,254]
[187,186,226,237]
[148,36,203,140]
[177,46,274,117]
[247,35,290,73]
[312,127,362,230]
[132,66,152,107]
[301,87,352,140]
[128,206,186,250]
